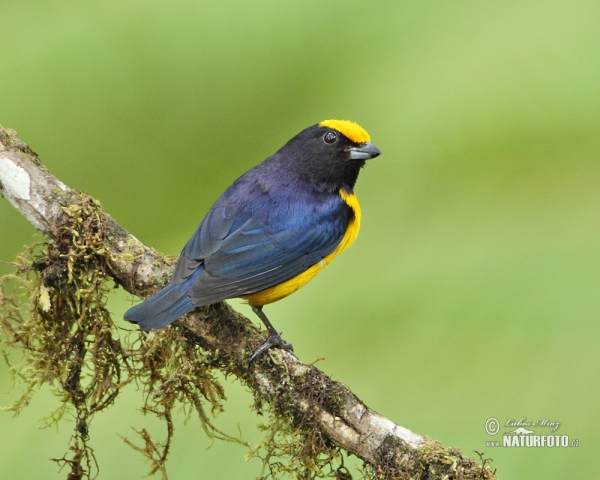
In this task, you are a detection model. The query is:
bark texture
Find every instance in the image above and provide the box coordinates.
[0,125,497,479]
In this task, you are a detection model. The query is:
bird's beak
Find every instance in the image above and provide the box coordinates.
[349,142,382,160]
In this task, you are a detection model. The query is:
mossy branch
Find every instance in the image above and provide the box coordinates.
[0,125,497,480]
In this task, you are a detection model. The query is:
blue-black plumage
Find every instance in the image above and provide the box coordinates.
[124,268,199,330]
[124,120,380,359]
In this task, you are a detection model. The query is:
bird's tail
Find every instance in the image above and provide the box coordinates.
[124,269,201,331]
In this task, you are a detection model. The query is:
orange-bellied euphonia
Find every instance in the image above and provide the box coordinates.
[124,119,381,362]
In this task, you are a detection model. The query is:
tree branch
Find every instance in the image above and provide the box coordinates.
[0,125,497,479]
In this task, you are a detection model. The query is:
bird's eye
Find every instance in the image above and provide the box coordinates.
[323,130,338,144]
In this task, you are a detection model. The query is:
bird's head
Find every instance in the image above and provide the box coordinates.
[279,119,381,192]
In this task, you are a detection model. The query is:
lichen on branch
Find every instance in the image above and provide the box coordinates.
[0,125,498,480]
[0,196,231,480]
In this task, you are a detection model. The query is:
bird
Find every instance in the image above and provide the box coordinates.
[124,119,381,362]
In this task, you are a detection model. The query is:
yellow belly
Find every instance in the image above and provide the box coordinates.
[242,189,361,306]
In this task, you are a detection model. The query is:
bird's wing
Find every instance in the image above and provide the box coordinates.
[172,204,237,283]
[173,196,351,305]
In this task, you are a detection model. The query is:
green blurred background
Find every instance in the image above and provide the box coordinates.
[1,1,599,478]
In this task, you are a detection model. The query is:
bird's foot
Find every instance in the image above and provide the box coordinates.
[249,331,294,365]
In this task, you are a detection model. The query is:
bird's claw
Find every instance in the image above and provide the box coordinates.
[277,331,294,351]
[249,332,294,365]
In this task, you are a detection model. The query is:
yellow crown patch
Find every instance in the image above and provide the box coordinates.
[319,119,371,144]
